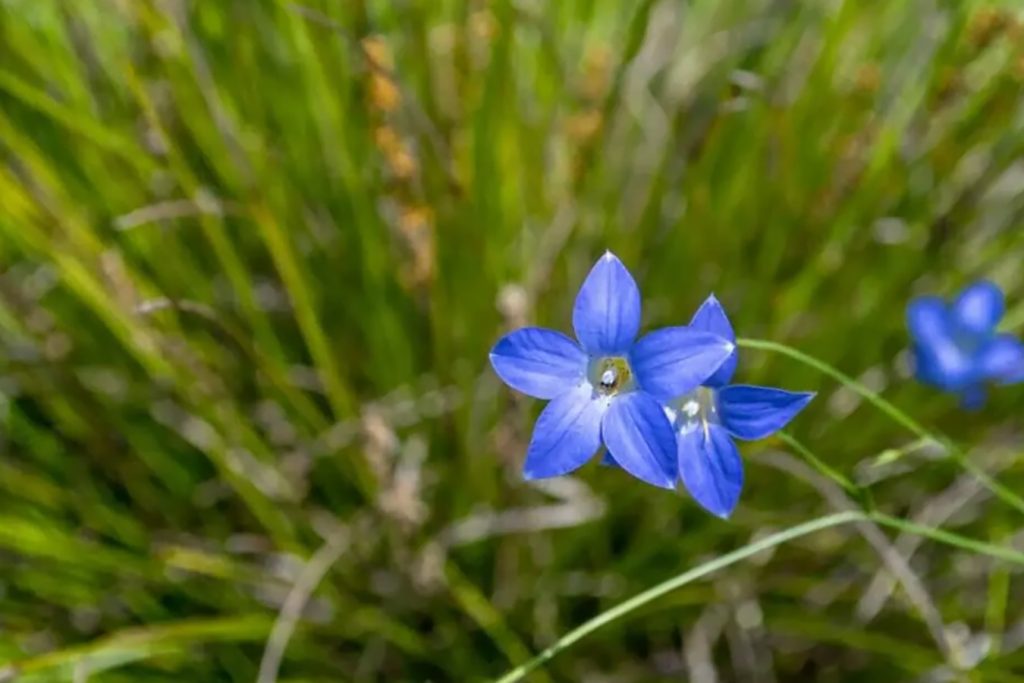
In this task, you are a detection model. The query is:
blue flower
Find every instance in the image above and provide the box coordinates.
[489,252,736,489]
[662,295,814,518]
[907,280,1024,408]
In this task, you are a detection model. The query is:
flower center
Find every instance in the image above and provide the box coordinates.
[670,386,719,433]
[589,356,635,397]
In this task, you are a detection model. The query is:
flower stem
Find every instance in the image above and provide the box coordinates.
[737,337,1024,517]
[490,511,863,683]
[490,510,1024,683]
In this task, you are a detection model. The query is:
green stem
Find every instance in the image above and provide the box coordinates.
[737,337,1024,516]
[490,511,863,683]
[491,511,1024,683]
[870,512,1024,565]
[777,431,861,498]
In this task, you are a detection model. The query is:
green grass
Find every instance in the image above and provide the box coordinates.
[2,0,1024,680]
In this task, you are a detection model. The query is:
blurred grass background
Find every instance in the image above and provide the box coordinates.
[2,0,1024,680]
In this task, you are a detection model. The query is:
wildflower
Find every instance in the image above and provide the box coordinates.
[907,280,1024,408]
[489,253,735,489]
[662,295,814,518]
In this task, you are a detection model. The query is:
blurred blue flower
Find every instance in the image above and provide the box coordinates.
[663,295,814,518]
[907,280,1024,408]
[490,252,735,489]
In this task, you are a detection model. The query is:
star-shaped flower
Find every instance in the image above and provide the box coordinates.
[489,253,735,489]
[908,280,1024,408]
[663,295,814,518]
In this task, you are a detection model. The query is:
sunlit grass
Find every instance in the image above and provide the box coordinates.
[1,0,1024,680]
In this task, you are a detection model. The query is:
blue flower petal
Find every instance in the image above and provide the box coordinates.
[573,252,641,355]
[689,294,738,386]
[718,385,814,440]
[599,451,619,467]
[677,423,743,518]
[630,327,735,400]
[490,328,587,399]
[952,280,1004,336]
[907,296,952,344]
[979,334,1024,385]
[907,297,975,391]
[601,391,676,489]
[690,294,736,342]
[912,343,976,391]
[522,384,606,479]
